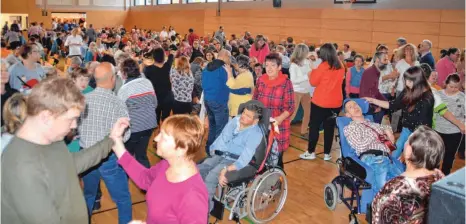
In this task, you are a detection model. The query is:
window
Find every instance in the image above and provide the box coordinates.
[157,0,171,4]
[187,0,204,2]
[134,0,145,5]
[146,0,152,4]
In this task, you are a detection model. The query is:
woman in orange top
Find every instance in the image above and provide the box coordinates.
[300,43,345,161]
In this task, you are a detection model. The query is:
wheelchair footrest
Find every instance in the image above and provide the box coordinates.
[210,198,225,221]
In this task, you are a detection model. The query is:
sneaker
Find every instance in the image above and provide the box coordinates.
[324,154,332,161]
[300,152,316,160]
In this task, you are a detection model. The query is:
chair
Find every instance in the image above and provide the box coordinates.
[323,98,403,224]
[210,100,288,224]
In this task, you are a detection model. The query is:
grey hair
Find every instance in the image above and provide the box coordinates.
[397,37,407,46]
[236,55,250,70]
[422,39,432,49]
[70,56,82,66]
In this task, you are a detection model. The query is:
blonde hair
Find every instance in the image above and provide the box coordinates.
[26,77,85,116]
[291,43,309,65]
[176,56,191,75]
[397,43,418,63]
[2,93,27,134]
[161,115,204,160]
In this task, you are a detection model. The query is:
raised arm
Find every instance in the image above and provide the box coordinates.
[73,136,114,174]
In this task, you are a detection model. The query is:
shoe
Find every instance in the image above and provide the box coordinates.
[300,152,316,160]
[93,200,101,211]
[324,154,332,161]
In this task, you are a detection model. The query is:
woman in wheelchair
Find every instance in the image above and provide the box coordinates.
[371,126,445,224]
[198,101,264,212]
[343,100,403,196]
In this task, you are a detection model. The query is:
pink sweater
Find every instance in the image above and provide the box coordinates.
[436,57,457,87]
[118,153,208,224]
[249,42,270,64]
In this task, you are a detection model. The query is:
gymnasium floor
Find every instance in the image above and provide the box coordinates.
[91,123,465,224]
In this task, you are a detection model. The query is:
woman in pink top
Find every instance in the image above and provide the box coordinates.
[436,47,459,87]
[249,35,270,64]
[112,115,208,224]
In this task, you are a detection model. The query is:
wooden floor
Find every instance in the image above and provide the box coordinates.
[91,123,465,224]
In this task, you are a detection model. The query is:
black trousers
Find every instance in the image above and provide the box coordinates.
[349,93,359,98]
[307,103,340,154]
[277,152,284,170]
[124,128,154,169]
[438,132,465,175]
[156,92,174,125]
[172,100,192,115]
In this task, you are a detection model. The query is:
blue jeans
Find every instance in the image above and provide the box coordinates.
[82,154,132,224]
[361,154,402,196]
[204,100,229,154]
[392,127,412,159]
[198,156,235,212]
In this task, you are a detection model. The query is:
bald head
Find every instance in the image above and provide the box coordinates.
[218,49,231,64]
[94,62,115,89]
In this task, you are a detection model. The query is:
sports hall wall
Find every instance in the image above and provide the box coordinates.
[1,0,127,30]
[125,0,465,58]
[2,0,464,58]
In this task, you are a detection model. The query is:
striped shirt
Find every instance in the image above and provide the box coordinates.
[118,77,158,133]
[78,87,130,148]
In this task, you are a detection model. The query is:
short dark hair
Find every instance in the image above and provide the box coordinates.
[354,54,364,63]
[244,104,263,120]
[264,53,282,67]
[373,52,387,62]
[189,28,194,33]
[121,58,141,78]
[376,44,388,52]
[319,43,341,70]
[419,63,433,79]
[344,44,350,48]
[406,126,444,170]
[152,48,165,63]
[333,43,338,50]
[445,73,461,85]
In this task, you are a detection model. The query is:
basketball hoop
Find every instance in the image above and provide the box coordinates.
[341,0,354,9]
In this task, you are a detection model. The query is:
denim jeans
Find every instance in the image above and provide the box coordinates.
[82,153,132,224]
[392,127,412,159]
[124,128,153,168]
[361,154,402,195]
[198,156,235,212]
[204,100,229,154]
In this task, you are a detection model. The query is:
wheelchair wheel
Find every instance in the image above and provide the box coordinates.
[324,183,338,211]
[246,169,287,224]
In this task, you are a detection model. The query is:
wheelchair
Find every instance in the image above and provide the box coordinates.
[209,100,288,224]
[323,99,403,224]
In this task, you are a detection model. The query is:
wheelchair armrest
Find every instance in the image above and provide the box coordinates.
[348,154,374,184]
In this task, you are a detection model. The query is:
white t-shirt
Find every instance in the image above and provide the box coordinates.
[169,30,176,38]
[395,59,420,92]
[309,58,322,70]
[160,31,168,40]
[289,59,313,94]
[343,51,351,60]
[65,35,83,56]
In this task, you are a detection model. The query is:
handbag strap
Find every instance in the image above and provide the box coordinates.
[360,122,385,141]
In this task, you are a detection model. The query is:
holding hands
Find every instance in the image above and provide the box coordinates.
[110,117,130,158]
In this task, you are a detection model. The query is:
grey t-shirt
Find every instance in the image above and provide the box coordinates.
[435,90,465,134]
[8,62,45,91]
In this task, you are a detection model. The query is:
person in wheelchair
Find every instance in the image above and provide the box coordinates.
[198,100,264,212]
[343,100,403,195]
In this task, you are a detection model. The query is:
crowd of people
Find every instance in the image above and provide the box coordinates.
[0,18,465,224]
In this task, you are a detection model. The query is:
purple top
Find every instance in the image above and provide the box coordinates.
[118,152,208,224]
[359,65,387,101]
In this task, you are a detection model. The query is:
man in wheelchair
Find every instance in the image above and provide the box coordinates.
[198,100,264,212]
[343,100,403,195]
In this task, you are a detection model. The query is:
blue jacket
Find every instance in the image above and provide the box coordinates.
[420,52,435,70]
[210,116,263,170]
[201,59,229,104]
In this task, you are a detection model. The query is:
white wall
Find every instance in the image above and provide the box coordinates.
[1,14,28,30]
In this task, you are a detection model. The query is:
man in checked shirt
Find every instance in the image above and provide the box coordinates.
[343,100,402,196]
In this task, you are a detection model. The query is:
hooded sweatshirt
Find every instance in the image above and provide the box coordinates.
[201,59,229,104]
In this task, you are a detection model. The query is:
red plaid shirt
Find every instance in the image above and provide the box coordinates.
[253,75,295,152]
